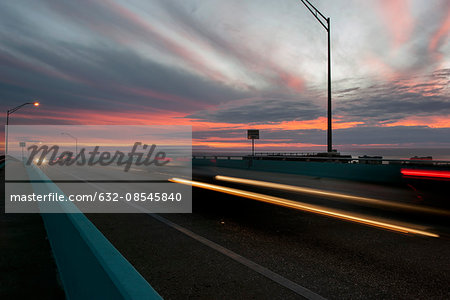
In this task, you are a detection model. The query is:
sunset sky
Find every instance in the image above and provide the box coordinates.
[1,0,449,152]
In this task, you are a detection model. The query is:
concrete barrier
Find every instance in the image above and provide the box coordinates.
[193,158,403,184]
[25,164,162,300]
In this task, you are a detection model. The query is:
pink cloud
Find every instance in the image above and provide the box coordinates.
[98,0,234,85]
[428,2,450,59]
[0,51,84,84]
[377,0,414,50]
[364,54,400,80]
[277,71,305,93]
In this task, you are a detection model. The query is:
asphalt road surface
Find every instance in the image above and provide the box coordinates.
[84,166,449,299]
[86,187,450,299]
[7,161,450,299]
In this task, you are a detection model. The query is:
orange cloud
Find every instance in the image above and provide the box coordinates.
[12,107,363,132]
[198,137,292,142]
[188,116,363,132]
[12,108,189,125]
[192,141,323,149]
[5,105,447,153]
[2,107,448,154]
[270,117,364,131]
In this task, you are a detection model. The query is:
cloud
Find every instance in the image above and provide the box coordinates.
[0,29,248,116]
[335,69,450,124]
[192,125,450,148]
[428,2,450,50]
[155,0,307,93]
[377,0,414,50]
[0,0,449,152]
[333,126,450,146]
[188,95,323,124]
[188,67,449,127]
[336,87,360,94]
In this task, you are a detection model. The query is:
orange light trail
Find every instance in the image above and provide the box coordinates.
[170,178,439,238]
[214,175,450,216]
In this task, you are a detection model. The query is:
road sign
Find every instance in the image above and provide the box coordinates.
[247,130,259,156]
[19,142,26,147]
[247,130,259,139]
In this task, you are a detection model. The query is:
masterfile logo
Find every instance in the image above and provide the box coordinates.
[27,142,170,172]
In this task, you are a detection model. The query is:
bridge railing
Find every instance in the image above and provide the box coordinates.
[24,163,163,300]
[192,154,450,166]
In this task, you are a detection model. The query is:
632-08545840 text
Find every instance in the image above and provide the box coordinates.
[10,192,183,202]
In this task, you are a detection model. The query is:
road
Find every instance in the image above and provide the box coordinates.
[8,161,450,299]
[87,187,450,299]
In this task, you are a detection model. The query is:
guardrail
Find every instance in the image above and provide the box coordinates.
[192,155,450,166]
[192,155,450,184]
[25,164,162,300]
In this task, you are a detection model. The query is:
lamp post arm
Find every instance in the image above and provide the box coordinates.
[63,132,77,140]
[61,132,78,156]
[299,0,329,31]
[5,102,39,155]
[7,103,34,116]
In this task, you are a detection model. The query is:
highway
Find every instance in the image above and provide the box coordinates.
[87,190,450,299]
[40,162,450,298]
[6,160,450,299]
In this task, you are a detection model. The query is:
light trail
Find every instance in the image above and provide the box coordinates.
[170,178,439,238]
[214,175,450,216]
[401,169,450,180]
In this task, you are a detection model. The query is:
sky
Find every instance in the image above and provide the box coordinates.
[1,0,449,153]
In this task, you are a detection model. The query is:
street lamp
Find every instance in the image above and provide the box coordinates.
[299,0,333,153]
[5,101,40,155]
[61,132,78,158]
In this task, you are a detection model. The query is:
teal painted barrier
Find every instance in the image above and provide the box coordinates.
[193,158,403,184]
[25,164,163,300]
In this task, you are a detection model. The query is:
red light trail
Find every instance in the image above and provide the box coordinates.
[401,169,450,180]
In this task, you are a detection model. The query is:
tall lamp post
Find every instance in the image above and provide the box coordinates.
[300,0,333,153]
[5,101,40,155]
[61,132,78,158]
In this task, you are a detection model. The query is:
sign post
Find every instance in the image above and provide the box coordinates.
[247,130,259,156]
